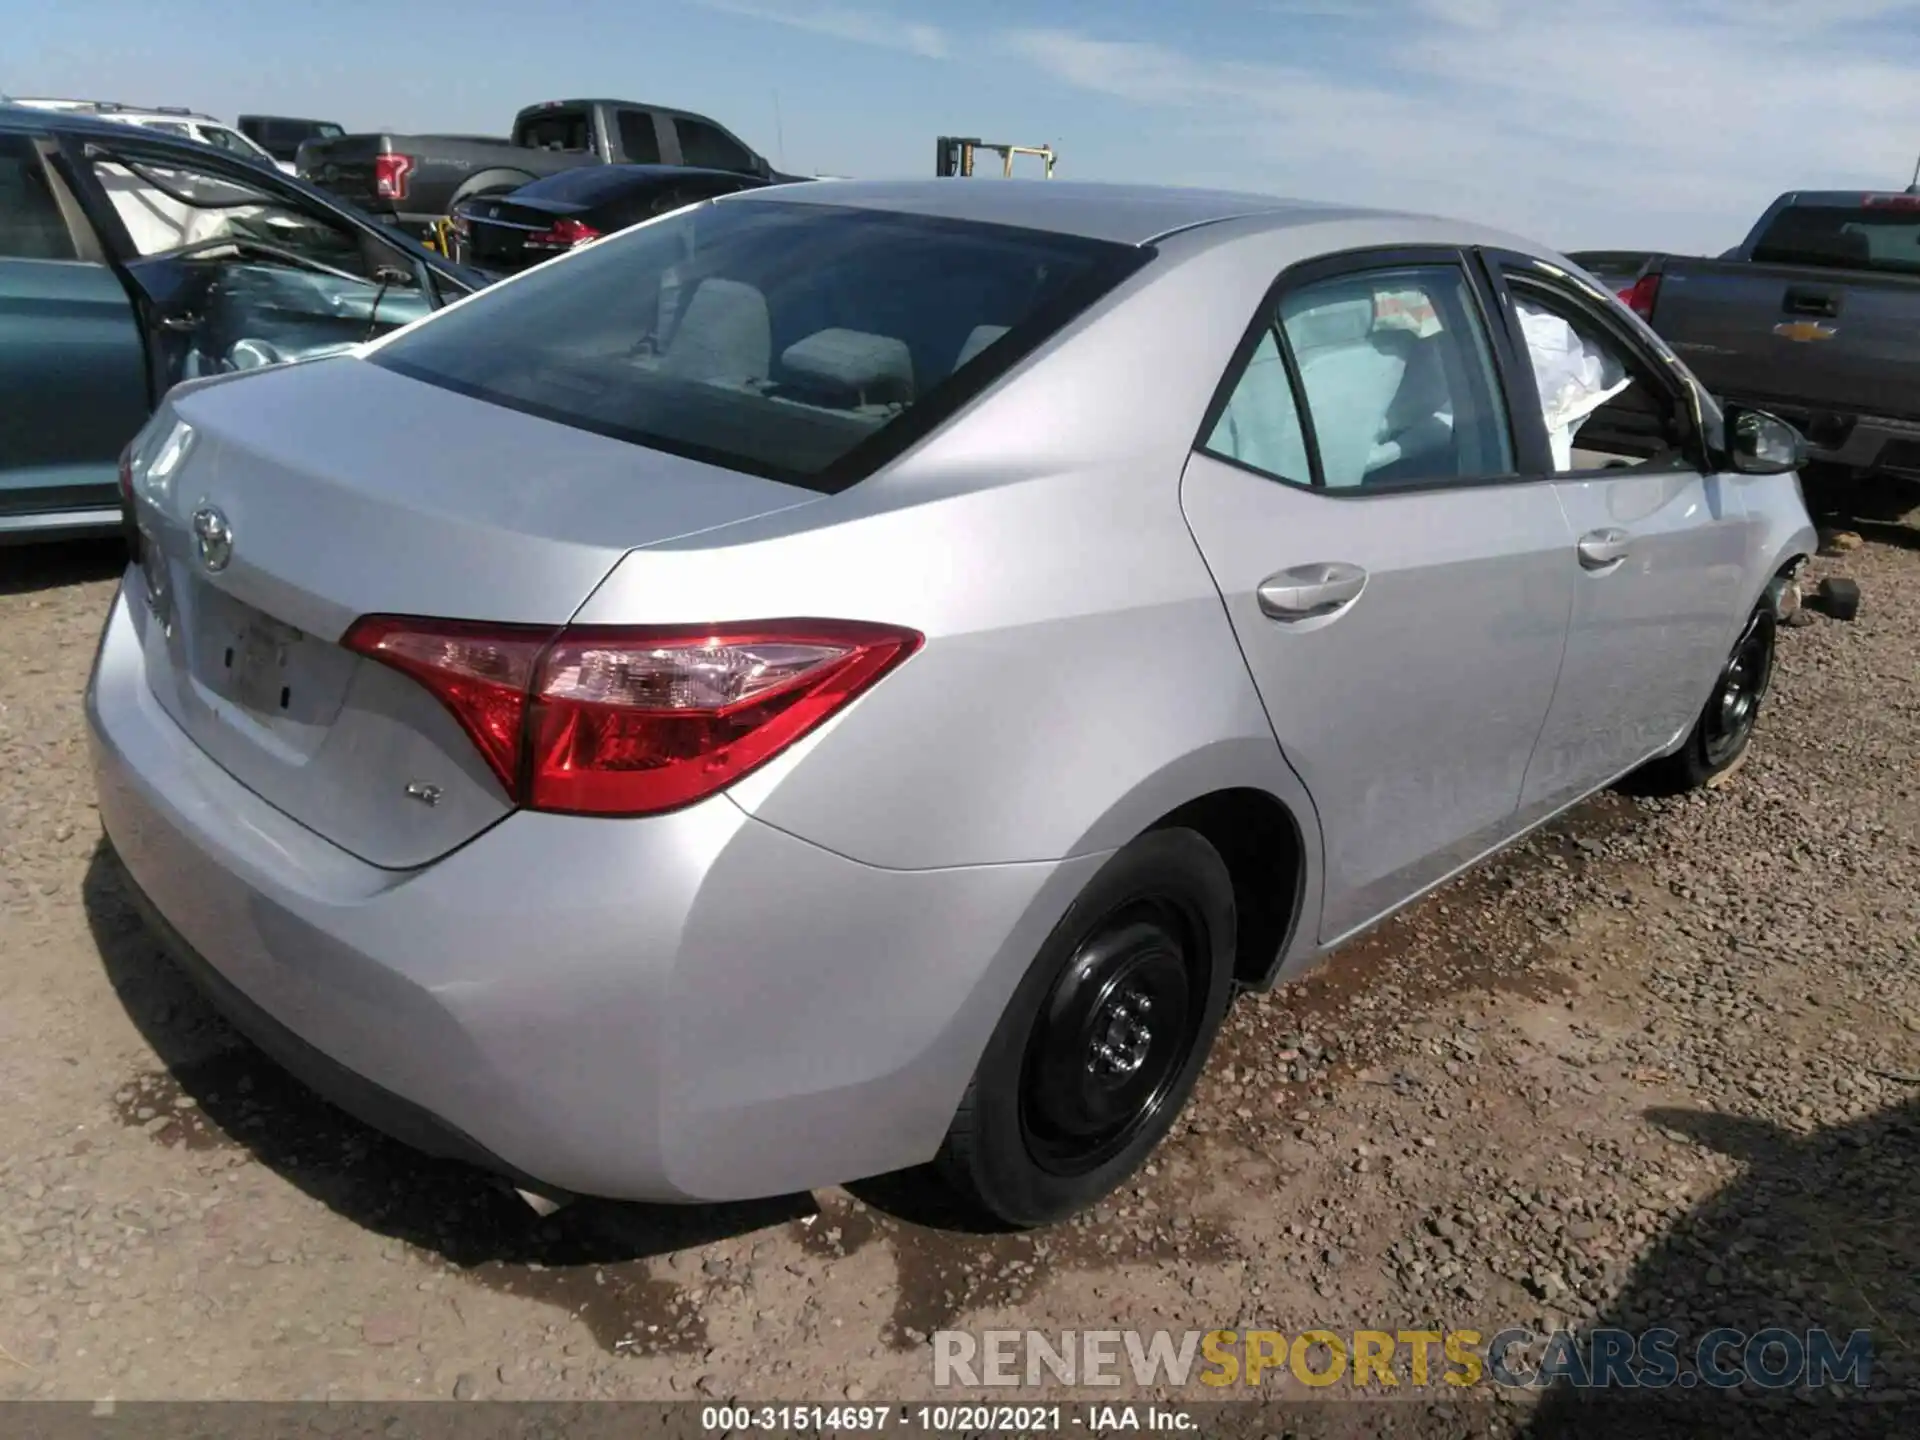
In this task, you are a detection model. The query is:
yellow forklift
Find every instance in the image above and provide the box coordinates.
[935,137,1057,179]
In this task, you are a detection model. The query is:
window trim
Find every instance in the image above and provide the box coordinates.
[1476,247,1711,479]
[1194,243,1532,499]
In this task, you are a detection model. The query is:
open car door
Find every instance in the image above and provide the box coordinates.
[53,131,472,400]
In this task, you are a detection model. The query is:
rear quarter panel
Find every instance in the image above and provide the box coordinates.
[570,223,1336,877]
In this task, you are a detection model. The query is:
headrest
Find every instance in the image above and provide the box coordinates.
[781,328,914,402]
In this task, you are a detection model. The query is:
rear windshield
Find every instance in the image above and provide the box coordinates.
[1751,202,1920,275]
[369,198,1146,492]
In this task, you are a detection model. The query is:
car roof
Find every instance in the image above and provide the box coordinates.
[719,178,1417,246]
[7,98,224,124]
[0,103,210,140]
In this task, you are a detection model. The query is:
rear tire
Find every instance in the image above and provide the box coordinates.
[936,828,1235,1228]
[1635,603,1776,795]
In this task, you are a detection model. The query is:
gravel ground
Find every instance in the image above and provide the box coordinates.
[0,521,1914,1420]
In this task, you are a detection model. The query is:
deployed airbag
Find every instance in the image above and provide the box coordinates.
[1515,300,1633,470]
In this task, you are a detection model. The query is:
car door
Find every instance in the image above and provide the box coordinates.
[58,132,449,397]
[1180,247,1577,945]
[1478,251,1755,820]
[0,131,149,534]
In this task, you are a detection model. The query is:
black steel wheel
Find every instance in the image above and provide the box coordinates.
[1633,601,1778,795]
[937,828,1236,1227]
[1018,901,1206,1177]
[1702,607,1774,768]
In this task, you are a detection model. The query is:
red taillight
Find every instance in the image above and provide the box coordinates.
[1863,192,1920,210]
[342,617,923,816]
[373,153,413,201]
[525,216,602,251]
[1618,272,1660,320]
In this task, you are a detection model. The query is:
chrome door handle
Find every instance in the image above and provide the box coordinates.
[1257,562,1368,620]
[1576,528,1631,569]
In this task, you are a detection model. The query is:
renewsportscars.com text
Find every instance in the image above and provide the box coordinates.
[933,1327,1874,1390]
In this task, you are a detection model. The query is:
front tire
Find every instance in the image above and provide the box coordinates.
[1637,603,1777,794]
[936,828,1235,1227]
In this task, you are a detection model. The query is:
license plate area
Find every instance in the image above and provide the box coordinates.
[185,581,311,719]
[222,613,303,714]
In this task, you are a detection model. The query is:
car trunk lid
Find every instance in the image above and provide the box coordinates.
[134,357,818,869]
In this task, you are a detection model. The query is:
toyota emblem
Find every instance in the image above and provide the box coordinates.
[191,505,233,573]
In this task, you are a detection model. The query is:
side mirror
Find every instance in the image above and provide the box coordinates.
[1727,406,1806,475]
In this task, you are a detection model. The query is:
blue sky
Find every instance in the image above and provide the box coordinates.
[11,0,1920,252]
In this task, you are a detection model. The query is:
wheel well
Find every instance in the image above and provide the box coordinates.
[1150,788,1305,990]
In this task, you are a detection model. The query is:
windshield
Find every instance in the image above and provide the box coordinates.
[1751,201,1920,276]
[369,198,1146,492]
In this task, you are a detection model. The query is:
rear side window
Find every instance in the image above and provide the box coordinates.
[370,199,1147,492]
[0,137,77,260]
[675,118,753,172]
[1751,201,1920,275]
[616,111,662,164]
[1205,331,1310,484]
[517,110,593,152]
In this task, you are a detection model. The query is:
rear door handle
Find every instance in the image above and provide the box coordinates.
[1257,562,1368,620]
[1577,527,1632,569]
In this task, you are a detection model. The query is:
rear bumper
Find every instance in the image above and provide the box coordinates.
[85,580,1094,1202]
[1733,401,1920,475]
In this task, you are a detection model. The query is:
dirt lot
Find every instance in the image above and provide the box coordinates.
[0,523,1915,1415]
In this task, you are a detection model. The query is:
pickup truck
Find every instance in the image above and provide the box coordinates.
[1621,190,1920,484]
[295,98,792,237]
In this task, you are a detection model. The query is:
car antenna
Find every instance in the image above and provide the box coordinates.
[772,89,786,172]
[1909,149,1920,192]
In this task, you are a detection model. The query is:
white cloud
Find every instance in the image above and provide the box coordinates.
[700,0,949,58]
[1001,2,1920,251]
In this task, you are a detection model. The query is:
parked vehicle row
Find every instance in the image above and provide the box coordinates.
[447,162,777,273]
[1611,189,1920,490]
[237,115,345,167]
[88,177,1816,1226]
[5,97,294,173]
[296,98,801,240]
[0,103,479,541]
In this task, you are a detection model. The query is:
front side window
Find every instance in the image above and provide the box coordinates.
[1504,276,1695,473]
[369,199,1145,491]
[0,136,78,260]
[87,150,372,273]
[676,118,753,173]
[1276,265,1513,489]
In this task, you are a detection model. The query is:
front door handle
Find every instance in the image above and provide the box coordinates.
[1257,562,1368,620]
[1577,527,1632,569]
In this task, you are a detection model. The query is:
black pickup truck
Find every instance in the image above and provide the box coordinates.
[295,98,792,237]
[1620,190,1920,485]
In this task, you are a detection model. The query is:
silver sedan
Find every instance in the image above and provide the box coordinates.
[88,179,1817,1226]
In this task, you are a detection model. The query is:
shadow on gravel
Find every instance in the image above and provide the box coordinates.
[81,841,812,1355]
[1,537,125,596]
[1522,1098,1919,1439]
